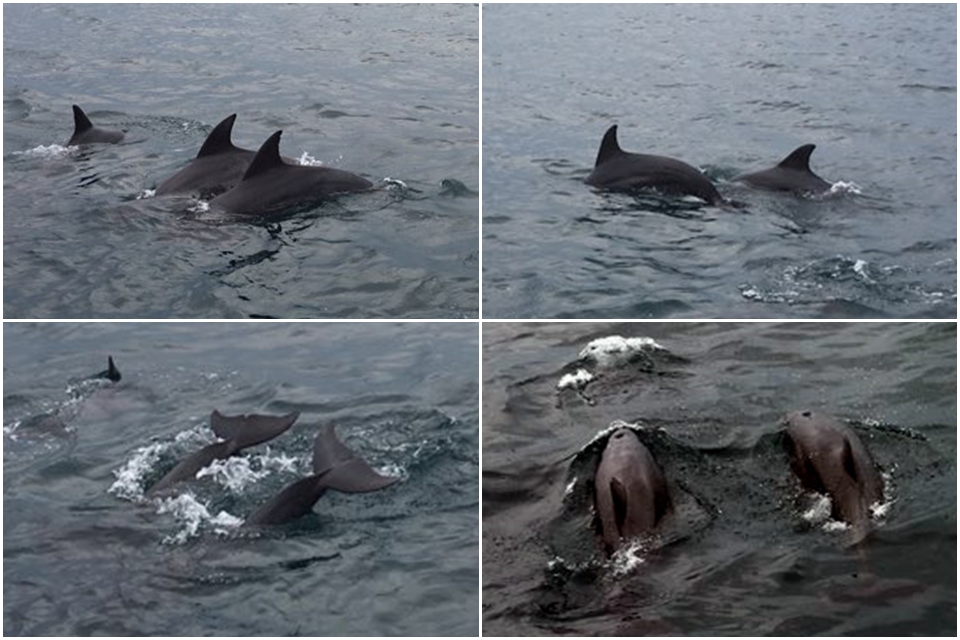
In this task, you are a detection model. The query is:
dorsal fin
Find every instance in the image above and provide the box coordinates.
[72,105,93,134]
[196,114,239,157]
[595,124,624,167]
[105,356,120,382]
[242,130,285,180]
[841,438,859,483]
[777,144,816,172]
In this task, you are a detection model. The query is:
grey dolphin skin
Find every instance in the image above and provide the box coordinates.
[782,409,884,542]
[733,144,833,195]
[155,114,257,198]
[594,428,672,553]
[585,124,725,205]
[147,410,300,495]
[68,105,124,145]
[210,130,374,215]
[245,423,398,525]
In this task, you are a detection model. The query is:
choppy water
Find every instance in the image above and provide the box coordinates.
[482,4,956,319]
[3,3,478,319]
[3,322,478,636]
[482,322,956,635]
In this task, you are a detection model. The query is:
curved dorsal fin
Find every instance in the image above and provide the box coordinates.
[242,130,285,180]
[197,114,239,157]
[595,124,624,167]
[72,104,93,134]
[778,144,816,172]
[610,477,628,535]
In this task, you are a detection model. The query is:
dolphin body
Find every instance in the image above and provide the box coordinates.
[68,105,124,146]
[155,114,257,198]
[594,427,672,553]
[95,356,121,382]
[209,130,374,215]
[147,410,300,495]
[155,114,297,198]
[782,410,884,542]
[245,423,398,525]
[733,144,832,195]
[585,125,724,205]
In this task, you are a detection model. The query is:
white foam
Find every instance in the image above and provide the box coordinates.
[109,440,171,501]
[578,335,663,368]
[557,368,594,390]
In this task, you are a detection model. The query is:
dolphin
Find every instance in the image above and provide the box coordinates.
[209,130,374,215]
[585,125,725,205]
[155,114,297,198]
[94,356,121,383]
[594,427,672,553]
[245,423,398,525]
[147,410,300,495]
[68,105,124,145]
[782,409,884,542]
[733,144,833,195]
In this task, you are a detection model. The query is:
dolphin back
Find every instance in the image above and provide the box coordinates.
[210,409,299,449]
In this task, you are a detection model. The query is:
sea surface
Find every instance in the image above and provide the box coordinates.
[482,322,956,635]
[3,3,478,319]
[482,4,956,319]
[3,322,479,636]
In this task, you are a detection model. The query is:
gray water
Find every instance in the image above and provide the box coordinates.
[3,322,478,636]
[3,3,478,319]
[482,322,956,635]
[482,4,956,319]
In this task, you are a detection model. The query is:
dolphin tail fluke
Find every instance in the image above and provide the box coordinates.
[777,144,816,172]
[313,424,398,493]
[210,409,300,449]
[72,104,93,135]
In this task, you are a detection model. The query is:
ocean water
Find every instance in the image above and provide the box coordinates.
[482,3,956,319]
[3,322,479,636]
[482,321,956,635]
[3,3,478,319]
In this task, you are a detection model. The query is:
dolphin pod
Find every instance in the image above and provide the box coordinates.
[245,423,399,525]
[585,124,837,203]
[587,412,885,555]
[594,427,672,554]
[145,409,397,525]
[781,409,884,543]
[68,105,124,146]
[154,114,301,199]
[148,410,300,495]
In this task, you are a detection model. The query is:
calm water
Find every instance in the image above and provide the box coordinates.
[3,322,478,636]
[482,322,956,635]
[482,4,956,319]
[3,3,478,319]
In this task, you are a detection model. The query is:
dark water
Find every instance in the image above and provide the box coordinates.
[3,322,478,636]
[482,322,956,635]
[3,3,478,319]
[482,4,956,319]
